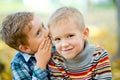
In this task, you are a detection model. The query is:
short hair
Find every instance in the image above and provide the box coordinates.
[1,12,34,51]
[47,7,85,31]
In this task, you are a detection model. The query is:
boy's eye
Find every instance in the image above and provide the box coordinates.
[36,30,41,36]
[54,38,61,41]
[67,34,74,38]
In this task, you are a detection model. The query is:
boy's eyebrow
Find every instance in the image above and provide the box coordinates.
[42,23,45,28]
[52,35,60,40]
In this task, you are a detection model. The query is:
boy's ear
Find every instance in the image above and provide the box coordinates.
[82,27,89,39]
[19,44,31,53]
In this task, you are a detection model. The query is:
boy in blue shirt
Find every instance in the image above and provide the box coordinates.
[1,12,52,80]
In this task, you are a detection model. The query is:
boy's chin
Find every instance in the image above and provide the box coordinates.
[26,50,36,55]
[63,55,75,60]
[27,52,35,55]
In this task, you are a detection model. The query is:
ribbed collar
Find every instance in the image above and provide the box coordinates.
[63,40,95,67]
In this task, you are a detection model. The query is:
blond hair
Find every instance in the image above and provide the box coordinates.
[1,12,34,51]
[48,7,85,31]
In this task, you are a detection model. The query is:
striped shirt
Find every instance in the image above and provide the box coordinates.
[48,41,112,80]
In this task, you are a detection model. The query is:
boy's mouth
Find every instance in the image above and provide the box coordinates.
[62,48,73,53]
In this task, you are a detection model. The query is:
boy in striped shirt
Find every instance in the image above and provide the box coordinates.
[48,7,112,80]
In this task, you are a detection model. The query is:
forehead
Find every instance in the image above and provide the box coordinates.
[51,19,80,30]
[26,16,42,29]
[50,20,81,37]
[24,16,42,35]
[31,16,42,28]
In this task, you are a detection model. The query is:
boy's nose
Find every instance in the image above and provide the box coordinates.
[61,40,69,48]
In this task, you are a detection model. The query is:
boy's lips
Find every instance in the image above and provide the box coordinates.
[62,48,73,53]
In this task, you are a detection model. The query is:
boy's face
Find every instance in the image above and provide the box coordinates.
[24,16,49,54]
[50,20,89,59]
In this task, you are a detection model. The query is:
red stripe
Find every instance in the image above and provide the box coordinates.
[96,62,110,69]
[99,56,109,63]
[48,61,56,66]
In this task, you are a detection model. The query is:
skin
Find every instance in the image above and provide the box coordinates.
[19,15,52,69]
[50,20,89,60]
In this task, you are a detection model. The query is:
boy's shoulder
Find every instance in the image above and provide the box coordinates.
[92,44,109,60]
[94,45,106,55]
[11,52,25,64]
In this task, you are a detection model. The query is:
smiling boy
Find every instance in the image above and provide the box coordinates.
[48,7,112,80]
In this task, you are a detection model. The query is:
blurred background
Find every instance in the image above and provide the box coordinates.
[0,0,120,80]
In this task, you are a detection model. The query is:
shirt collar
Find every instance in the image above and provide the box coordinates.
[20,52,34,62]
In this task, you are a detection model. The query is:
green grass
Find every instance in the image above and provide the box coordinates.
[90,2,116,10]
[0,2,27,14]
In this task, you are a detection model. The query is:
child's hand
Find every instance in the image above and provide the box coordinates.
[35,37,52,70]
